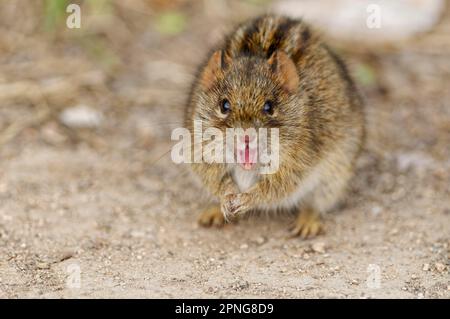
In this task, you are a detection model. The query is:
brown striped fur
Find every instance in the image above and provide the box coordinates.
[184,15,365,237]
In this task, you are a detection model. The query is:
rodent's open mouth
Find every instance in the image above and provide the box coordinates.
[237,142,257,170]
[239,162,256,170]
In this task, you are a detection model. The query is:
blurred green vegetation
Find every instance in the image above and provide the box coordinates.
[155,11,187,36]
[355,63,377,87]
[43,0,120,72]
[88,0,112,14]
[43,0,187,36]
[242,0,272,6]
[44,0,114,31]
[44,0,69,31]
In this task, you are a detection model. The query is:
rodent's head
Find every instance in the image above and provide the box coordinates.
[193,50,300,130]
[189,50,304,171]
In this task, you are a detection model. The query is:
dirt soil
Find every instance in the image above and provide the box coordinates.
[0,1,449,298]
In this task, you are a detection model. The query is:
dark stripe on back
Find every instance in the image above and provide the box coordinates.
[224,16,313,64]
[239,16,265,55]
[292,27,311,62]
[267,18,297,58]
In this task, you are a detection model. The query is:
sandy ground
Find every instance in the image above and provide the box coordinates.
[0,1,449,298]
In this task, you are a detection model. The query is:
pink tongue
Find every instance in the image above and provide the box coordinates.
[240,144,254,170]
[237,135,255,170]
[245,145,250,164]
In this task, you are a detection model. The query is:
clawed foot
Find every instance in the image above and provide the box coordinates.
[198,193,252,227]
[198,206,227,227]
[289,208,324,239]
[221,193,252,218]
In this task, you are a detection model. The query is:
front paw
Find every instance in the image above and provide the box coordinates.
[221,193,251,218]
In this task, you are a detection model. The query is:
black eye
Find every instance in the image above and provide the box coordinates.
[220,99,231,114]
[263,100,274,115]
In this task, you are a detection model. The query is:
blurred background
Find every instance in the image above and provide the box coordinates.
[0,0,449,298]
[1,0,449,159]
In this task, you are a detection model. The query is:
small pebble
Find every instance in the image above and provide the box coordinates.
[434,262,446,272]
[36,262,50,270]
[253,236,267,245]
[422,263,430,271]
[311,242,326,254]
[240,244,248,250]
[41,122,67,145]
[390,228,399,235]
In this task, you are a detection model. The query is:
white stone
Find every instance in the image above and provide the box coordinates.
[274,0,445,44]
[60,105,103,128]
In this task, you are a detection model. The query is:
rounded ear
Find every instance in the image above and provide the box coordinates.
[200,50,231,89]
[267,51,299,93]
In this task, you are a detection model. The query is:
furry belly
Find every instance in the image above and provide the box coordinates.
[257,162,325,211]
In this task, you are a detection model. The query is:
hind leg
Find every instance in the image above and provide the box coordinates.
[198,206,226,227]
[289,156,352,239]
[198,205,240,228]
[288,180,344,239]
[290,207,324,239]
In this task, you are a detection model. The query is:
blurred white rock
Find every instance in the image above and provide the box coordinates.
[396,151,435,172]
[60,105,103,128]
[273,0,445,44]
